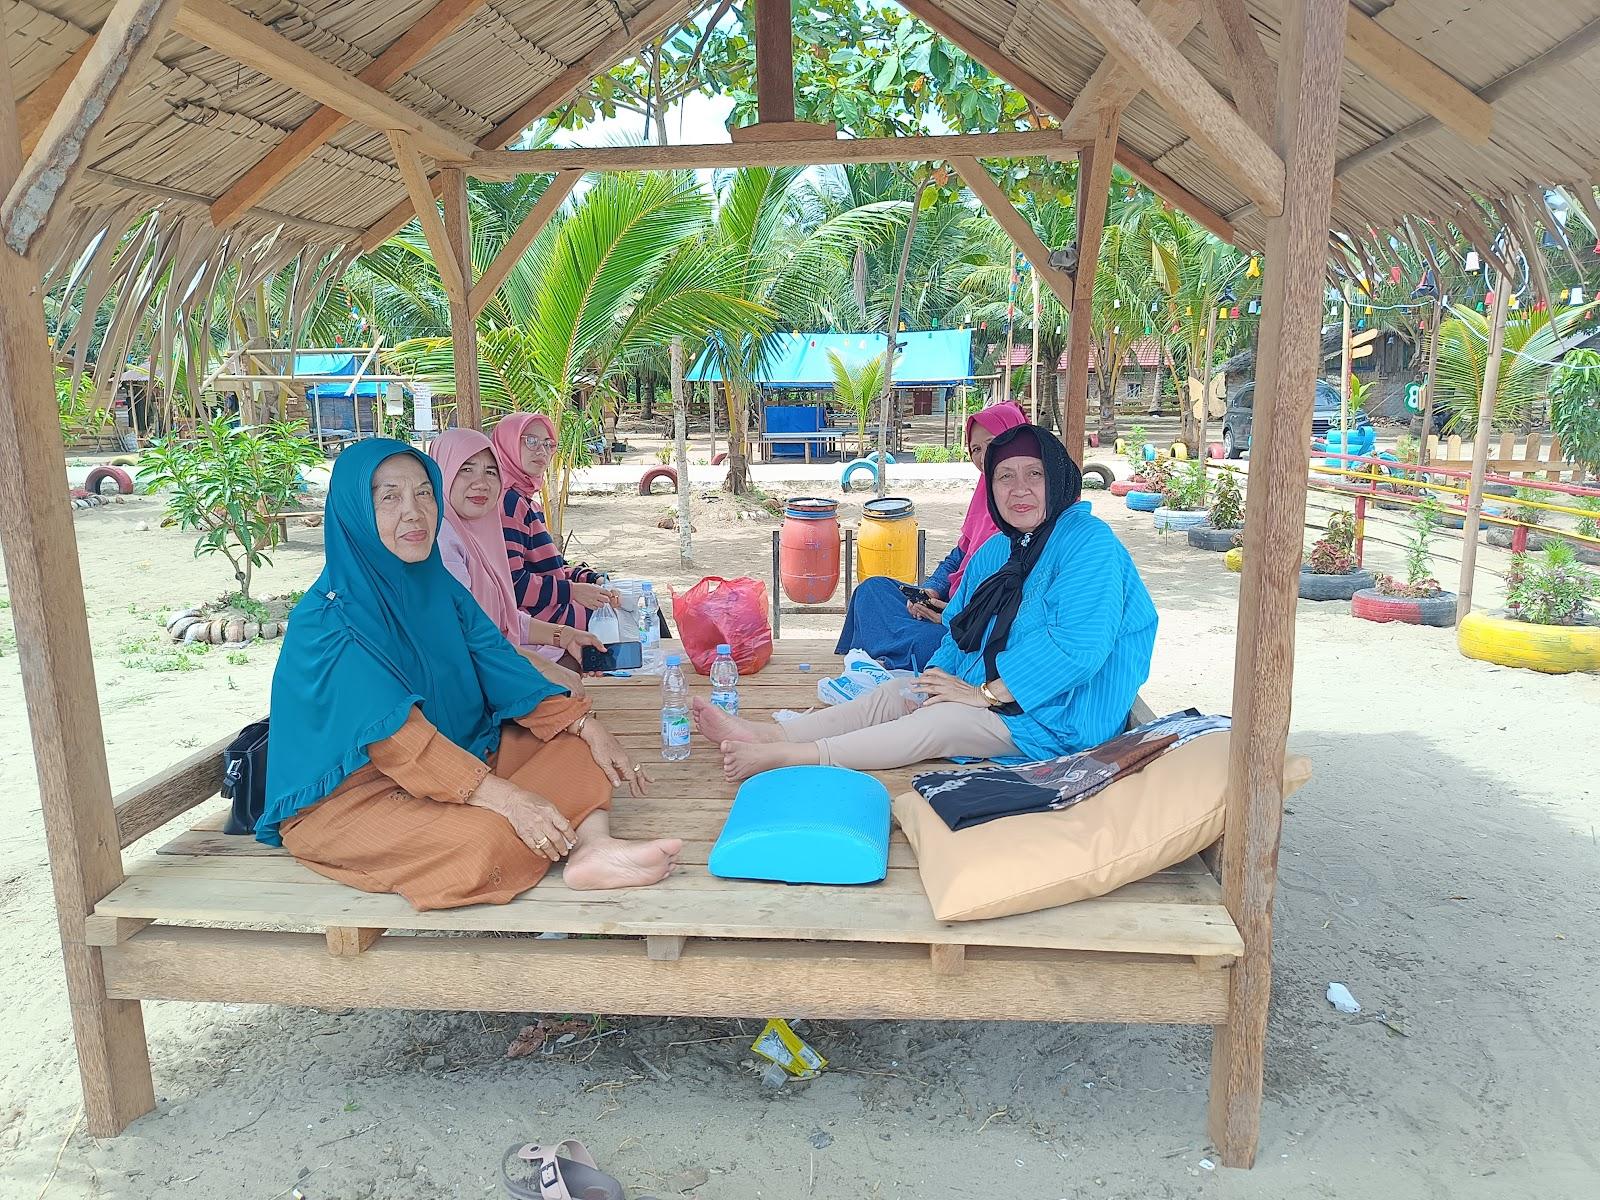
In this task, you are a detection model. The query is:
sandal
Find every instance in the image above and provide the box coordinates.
[501,1139,624,1200]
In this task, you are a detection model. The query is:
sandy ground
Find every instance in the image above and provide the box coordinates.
[2,436,1598,1200]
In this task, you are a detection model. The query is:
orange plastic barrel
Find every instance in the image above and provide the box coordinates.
[857,497,919,583]
[779,497,841,604]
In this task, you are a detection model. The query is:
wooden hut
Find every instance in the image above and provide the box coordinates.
[3,0,1598,1169]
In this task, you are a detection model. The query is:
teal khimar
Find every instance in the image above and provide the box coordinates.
[256,438,563,846]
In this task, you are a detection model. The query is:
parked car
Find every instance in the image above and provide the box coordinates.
[1220,379,1376,458]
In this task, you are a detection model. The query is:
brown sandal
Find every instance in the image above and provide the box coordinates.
[501,1139,623,1200]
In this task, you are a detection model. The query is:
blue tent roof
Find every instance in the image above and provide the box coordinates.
[686,330,973,388]
[296,352,386,399]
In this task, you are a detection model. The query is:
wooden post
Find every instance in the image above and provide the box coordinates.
[753,0,796,124]
[877,180,931,496]
[441,168,481,430]
[1030,266,1042,424]
[1197,299,1219,455]
[1208,0,1346,1169]
[1339,279,1352,448]
[1065,111,1117,456]
[671,337,693,567]
[1417,294,1442,464]
[0,19,155,1135]
[1457,280,1511,621]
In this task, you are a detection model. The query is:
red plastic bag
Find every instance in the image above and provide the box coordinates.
[672,576,773,676]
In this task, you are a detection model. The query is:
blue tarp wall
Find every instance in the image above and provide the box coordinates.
[296,353,385,436]
[686,329,973,387]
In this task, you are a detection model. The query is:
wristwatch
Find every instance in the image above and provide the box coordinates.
[978,681,1002,708]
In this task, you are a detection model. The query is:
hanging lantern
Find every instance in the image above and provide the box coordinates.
[1464,250,1481,272]
[383,383,403,416]
[1364,305,1373,316]
[1476,300,1486,312]
[1218,305,1228,320]
[1247,255,1261,279]
[1572,286,1586,305]
[1508,294,1520,310]
[1231,307,1241,319]
[1389,264,1403,284]
[1113,298,1121,308]
[899,321,907,332]
[1248,299,1260,315]
[1114,324,1121,335]
[1185,305,1193,315]
[979,320,987,330]
[1055,324,1062,335]
[1151,301,1159,313]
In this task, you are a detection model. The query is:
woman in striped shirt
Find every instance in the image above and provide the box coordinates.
[490,412,619,631]
[695,424,1157,782]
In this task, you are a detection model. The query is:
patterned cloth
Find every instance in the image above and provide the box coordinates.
[913,710,1230,831]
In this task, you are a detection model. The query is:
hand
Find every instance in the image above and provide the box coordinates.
[580,719,652,797]
[914,667,989,708]
[470,776,575,862]
[518,648,586,698]
[557,627,606,655]
[907,594,946,623]
[571,582,621,611]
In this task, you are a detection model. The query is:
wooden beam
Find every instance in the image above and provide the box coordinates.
[459,130,1080,178]
[2,0,178,258]
[645,934,687,961]
[1060,0,1203,140]
[358,0,691,251]
[326,926,387,956]
[728,119,838,143]
[1199,0,1274,142]
[1065,108,1119,456]
[892,0,1236,243]
[388,131,467,303]
[17,37,95,158]
[929,943,966,976]
[1208,0,1347,1170]
[0,12,156,1135]
[1343,4,1492,145]
[1051,0,1285,216]
[753,0,796,124]
[948,157,1076,310]
[210,0,487,228]
[440,167,480,430]
[113,733,227,848]
[171,0,477,162]
[468,169,581,317]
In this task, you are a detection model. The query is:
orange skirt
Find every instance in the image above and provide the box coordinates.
[281,722,610,911]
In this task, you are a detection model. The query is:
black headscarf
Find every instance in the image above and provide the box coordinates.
[948,423,1083,705]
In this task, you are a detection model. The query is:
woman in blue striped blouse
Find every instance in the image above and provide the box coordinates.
[694,424,1157,781]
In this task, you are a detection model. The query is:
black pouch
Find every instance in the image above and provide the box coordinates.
[220,719,271,836]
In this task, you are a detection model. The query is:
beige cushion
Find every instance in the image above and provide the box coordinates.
[893,732,1313,921]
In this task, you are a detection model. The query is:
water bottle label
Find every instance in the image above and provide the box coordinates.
[661,710,691,747]
[711,690,739,716]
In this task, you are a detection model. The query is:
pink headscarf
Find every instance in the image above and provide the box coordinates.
[488,411,557,497]
[948,401,1028,593]
[430,428,525,641]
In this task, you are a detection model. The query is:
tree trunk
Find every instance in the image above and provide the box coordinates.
[722,380,750,494]
[643,371,655,422]
[1038,352,1061,433]
[1098,364,1120,442]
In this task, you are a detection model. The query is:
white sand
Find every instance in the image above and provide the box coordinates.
[1,457,1597,1198]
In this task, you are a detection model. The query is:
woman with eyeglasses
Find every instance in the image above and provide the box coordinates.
[490,413,619,634]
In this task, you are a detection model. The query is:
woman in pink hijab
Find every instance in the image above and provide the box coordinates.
[834,401,1027,670]
[489,412,618,631]
[430,429,603,692]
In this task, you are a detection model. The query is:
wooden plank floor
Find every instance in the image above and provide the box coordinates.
[98,639,1243,960]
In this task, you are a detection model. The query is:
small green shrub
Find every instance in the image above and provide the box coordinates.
[1161,461,1210,511]
[1124,423,1149,471]
[1505,541,1600,625]
[1375,496,1443,597]
[1207,470,1245,529]
[1506,487,1543,526]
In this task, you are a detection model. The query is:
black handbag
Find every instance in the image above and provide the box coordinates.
[220,719,270,836]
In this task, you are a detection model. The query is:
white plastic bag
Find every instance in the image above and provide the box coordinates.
[818,649,911,706]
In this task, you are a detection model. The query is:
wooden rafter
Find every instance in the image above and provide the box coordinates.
[947,157,1075,311]
[1048,0,1285,217]
[441,168,480,430]
[17,37,96,158]
[387,131,467,302]
[358,0,691,251]
[469,169,582,317]
[172,0,477,162]
[892,0,1236,242]
[1200,0,1274,142]
[210,0,488,228]
[1060,0,1202,140]
[2,0,179,258]
[1343,4,1491,146]
[459,130,1080,178]
[1064,108,1120,455]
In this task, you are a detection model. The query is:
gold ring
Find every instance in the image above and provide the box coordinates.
[631,765,642,774]
[535,836,549,849]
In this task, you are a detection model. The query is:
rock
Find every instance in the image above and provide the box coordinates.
[422,1054,446,1071]
[808,1131,833,1150]
[261,621,281,639]
[242,621,260,641]
[135,521,150,532]
[224,619,246,643]
[667,1167,709,1193]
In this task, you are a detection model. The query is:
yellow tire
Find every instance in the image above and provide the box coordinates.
[1457,610,1600,674]
[1224,546,1244,573]
[1169,442,1189,460]
[1113,438,1127,456]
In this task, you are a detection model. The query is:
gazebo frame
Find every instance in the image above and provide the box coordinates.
[0,0,1578,1169]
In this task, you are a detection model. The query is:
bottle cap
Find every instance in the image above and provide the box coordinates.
[666,654,681,666]
[716,643,731,655]
[642,582,654,591]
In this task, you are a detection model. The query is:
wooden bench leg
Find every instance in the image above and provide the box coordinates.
[646,935,686,961]
[929,943,965,976]
[326,927,386,956]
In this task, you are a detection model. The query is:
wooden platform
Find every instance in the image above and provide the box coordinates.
[91,639,1240,1027]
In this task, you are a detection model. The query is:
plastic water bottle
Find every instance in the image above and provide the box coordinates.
[640,583,660,649]
[709,643,740,715]
[660,654,691,761]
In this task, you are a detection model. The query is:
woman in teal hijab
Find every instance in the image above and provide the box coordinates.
[261,439,680,910]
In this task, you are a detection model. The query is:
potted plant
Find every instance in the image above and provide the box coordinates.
[1296,510,1374,600]
[1124,454,1169,512]
[1109,423,1153,496]
[1458,541,1600,672]
[1188,469,1245,551]
[1486,487,1550,552]
[1351,497,1458,626]
[1153,460,1210,531]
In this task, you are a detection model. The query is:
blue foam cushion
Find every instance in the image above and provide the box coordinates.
[708,766,890,885]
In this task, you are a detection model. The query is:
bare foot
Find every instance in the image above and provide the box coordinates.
[691,695,782,747]
[721,738,820,783]
[564,837,682,890]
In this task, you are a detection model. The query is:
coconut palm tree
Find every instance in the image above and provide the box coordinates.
[826,348,890,454]
[1433,302,1595,433]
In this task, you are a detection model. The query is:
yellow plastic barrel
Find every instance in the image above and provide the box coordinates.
[857,497,919,583]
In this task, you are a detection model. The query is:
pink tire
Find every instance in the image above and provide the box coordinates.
[712,452,727,465]
[638,466,678,495]
[1109,480,1139,497]
[1205,442,1225,460]
[85,465,133,495]
[1350,588,1458,628]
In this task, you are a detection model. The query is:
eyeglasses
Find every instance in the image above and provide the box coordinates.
[521,437,556,451]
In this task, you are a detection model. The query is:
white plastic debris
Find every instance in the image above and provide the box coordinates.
[1326,982,1361,1014]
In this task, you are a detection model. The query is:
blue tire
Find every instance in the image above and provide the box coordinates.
[1125,490,1163,512]
[840,459,879,491]
[863,451,897,465]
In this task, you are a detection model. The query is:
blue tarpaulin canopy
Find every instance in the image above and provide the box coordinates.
[686,330,973,388]
[295,352,386,400]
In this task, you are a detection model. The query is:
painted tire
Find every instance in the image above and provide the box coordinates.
[1125,490,1163,512]
[110,456,138,467]
[1087,432,1101,448]
[1483,483,1516,499]
[1458,610,1600,674]
[1141,443,1158,462]
[1351,588,1458,627]
[1082,463,1114,489]
[1485,526,1549,552]
[1152,506,1208,532]
[84,465,133,495]
[1224,546,1244,572]
[1298,568,1375,601]
[1205,442,1225,460]
[1113,438,1128,456]
[712,451,727,465]
[1187,523,1241,552]
[1108,480,1139,496]
[840,459,878,491]
[637,466,678,495]
[864,451,896,465]
[1169,442,1189,461]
